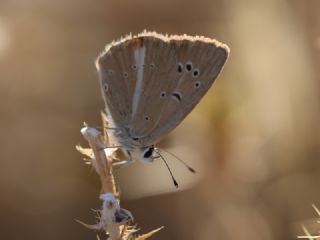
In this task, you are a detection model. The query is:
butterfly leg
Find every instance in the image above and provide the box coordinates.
[112,150,134,169]
[112,160,133,169]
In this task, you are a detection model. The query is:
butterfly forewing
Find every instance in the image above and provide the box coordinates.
[130,35,229,145]
[143,42,228,145]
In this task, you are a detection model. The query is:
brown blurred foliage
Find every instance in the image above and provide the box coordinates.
[1,0,320,239]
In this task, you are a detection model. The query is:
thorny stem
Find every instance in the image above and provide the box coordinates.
[79,118,163,240]
[81,127,122,239]
[81,127,117,195]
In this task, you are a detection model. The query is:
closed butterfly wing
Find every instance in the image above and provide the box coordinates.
[96,32,229,149]
[127,33,229,146]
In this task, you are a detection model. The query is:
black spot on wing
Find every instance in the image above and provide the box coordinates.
[172,92,182,101]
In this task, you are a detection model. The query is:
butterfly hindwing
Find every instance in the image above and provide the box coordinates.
[96,37,150,127]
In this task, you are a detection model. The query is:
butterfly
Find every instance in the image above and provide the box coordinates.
[95,31,229,169]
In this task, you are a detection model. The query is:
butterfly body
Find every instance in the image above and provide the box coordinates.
[108,123,155,162]
[96,31,229,164]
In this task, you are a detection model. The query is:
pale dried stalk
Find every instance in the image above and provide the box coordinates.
[78,122,162,240]
[81,126,117,195]
[297,225,320,239]
[80,126,125,239]
[297,205,320,240]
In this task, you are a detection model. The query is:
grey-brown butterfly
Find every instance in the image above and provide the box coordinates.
[96,31,229,178]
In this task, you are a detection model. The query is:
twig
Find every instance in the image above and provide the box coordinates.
[79,125,131,239]
[77,114,163,239]
[81,126,117,194]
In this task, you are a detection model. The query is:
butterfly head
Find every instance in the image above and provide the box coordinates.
[142,145,155,162]
[128,145,155,163]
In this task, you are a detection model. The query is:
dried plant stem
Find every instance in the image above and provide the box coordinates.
[82,127,117,194]
[80,127,123,239]
[78,120,163,240]
[297,205,320,240]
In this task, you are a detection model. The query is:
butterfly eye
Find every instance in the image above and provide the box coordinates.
[186,62,193,72]
[177,62,183,74]
[143,146,154,159]
[192,69,200,78]
[194,81,201,88]
[132,64,137,70]
[144,116,150,121]
[160,91,166,98]
[123,72,128,78]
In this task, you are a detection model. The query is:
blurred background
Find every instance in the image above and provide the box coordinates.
[1,0,320,239]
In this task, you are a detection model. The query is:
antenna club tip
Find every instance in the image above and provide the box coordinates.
[188,167,196,173]
[173,179,179,188]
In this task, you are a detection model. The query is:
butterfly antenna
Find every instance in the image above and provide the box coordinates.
[154,149,178,188]
[159,148,196,173]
